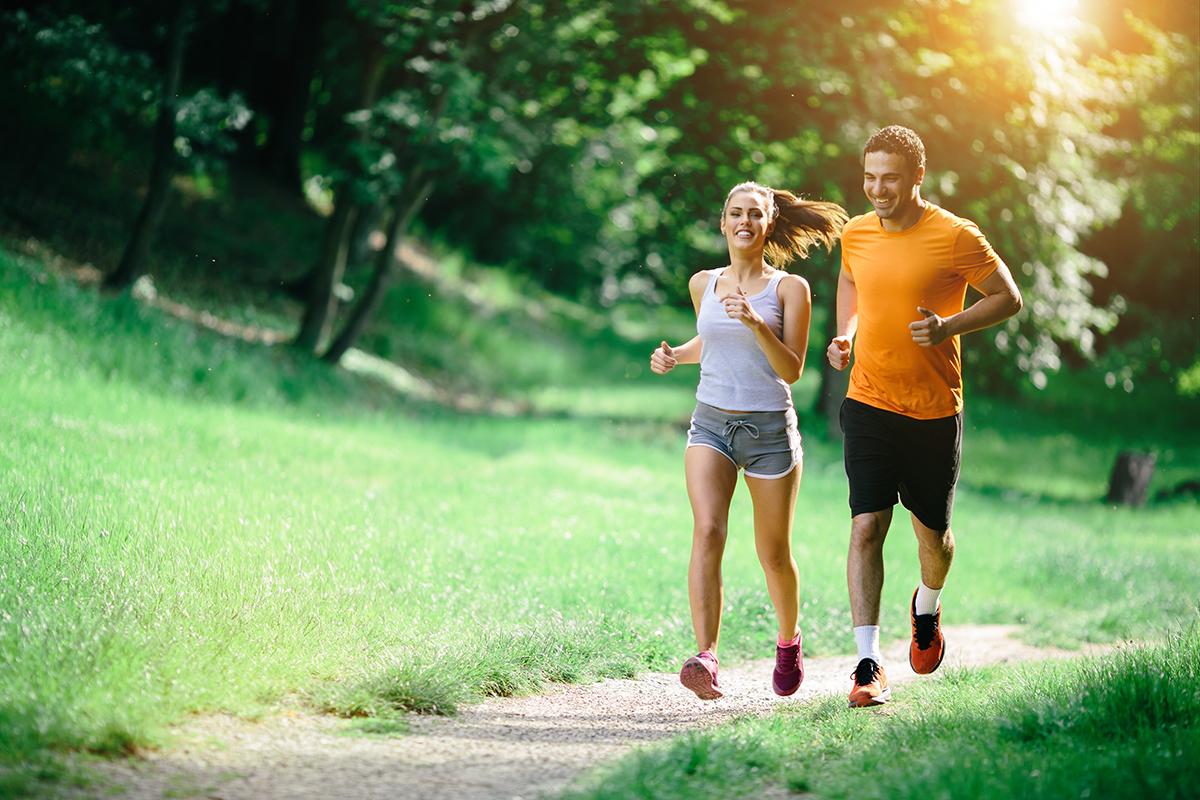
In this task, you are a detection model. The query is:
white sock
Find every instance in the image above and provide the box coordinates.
[854,625,882,662]
[915,580,943,616]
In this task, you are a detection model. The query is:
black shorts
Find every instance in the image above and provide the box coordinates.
[839,397,962,531]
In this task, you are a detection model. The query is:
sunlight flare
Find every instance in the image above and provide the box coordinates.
[1015,0,1081,31]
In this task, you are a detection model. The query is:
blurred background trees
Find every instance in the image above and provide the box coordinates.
[0,0,1195,401]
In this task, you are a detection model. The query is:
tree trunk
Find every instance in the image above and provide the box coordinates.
[292,197,358,352]
[259,0,329,193]
[322,175,435,365]
[104,0,189,292]
[1105,451,1157,506]
[349,200,387,265]
[290,38,385,349]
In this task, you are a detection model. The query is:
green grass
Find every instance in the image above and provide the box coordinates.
[0,240,1197,797]
[564,623,1200,800]
[965,387,1200,503]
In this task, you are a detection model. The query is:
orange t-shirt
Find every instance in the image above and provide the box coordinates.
[841,203,1004,419]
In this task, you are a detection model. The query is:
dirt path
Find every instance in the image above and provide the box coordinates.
[82,625,1106,800]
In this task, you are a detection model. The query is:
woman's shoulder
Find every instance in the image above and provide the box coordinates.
[775,271,811,301]
[688,268,721,290]
[686,268,720,308]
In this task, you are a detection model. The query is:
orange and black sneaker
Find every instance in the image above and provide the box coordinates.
[848,658,890,707]
[909,589,946,675]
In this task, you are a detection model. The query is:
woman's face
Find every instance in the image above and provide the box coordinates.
[721,190,774,254]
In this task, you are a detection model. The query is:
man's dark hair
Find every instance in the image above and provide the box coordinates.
[864,125,926,173]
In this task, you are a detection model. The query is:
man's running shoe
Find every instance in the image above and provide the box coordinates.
[680,651,722,700]
[909,588,946,675]
[772,636,804,696]
[848,657,890,707]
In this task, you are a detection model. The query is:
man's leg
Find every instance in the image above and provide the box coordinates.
[906,515,952,674]
[840,399,901,706]
[846,508,895,706]
[898,410,961,675]
[911,512,954,601]
[848,508,894,628]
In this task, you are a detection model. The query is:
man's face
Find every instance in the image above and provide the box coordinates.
[863,150,924,220]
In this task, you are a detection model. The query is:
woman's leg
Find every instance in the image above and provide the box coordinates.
[685,445,739,653]
[744,461,802,641]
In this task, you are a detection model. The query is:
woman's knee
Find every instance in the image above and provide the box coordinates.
[693,519,727,549]
[757,546,796,575]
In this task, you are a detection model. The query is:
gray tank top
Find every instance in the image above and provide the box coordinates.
[696,268,793,411]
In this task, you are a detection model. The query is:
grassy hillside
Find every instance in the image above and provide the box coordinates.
[1,240,1197,798]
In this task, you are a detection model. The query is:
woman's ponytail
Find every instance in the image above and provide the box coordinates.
[765,189,848,266]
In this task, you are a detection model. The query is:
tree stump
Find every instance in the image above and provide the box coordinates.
[1105,451,1157,506]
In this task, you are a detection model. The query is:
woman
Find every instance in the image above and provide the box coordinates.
[650,181,847,699]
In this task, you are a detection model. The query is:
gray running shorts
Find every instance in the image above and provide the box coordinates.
[686,402,803,479]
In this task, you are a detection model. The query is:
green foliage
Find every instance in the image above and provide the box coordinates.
[1178,360,1200,397]
[1080,16,1200,384]
[0,5,250,188]
[173,88,254,164]
[0,249,352,409]
[0,10,155,157]
[4,0,1195,385]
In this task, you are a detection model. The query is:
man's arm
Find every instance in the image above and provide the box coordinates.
[826,267,858,370]
[909,264,1023,347]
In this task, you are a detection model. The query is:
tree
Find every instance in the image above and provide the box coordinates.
[103,0,192,291]
[292,32,387,354]
[300,0,708,362]
[257,0,331,193]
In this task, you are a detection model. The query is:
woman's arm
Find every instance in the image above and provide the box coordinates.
[720,274,810,384]
[649,270,710,374]
[759,275,810,383]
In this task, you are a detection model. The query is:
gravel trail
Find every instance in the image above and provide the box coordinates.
[82,625,1105,800]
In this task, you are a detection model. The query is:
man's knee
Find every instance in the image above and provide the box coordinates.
[850,513,889,550]
[913,517,953,544]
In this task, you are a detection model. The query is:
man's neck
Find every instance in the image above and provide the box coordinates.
[880,195,927,233]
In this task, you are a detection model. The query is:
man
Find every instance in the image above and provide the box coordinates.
[828,125,1023,708]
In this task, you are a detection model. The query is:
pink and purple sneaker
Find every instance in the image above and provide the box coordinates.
[772,634,804,696]
[679,651,722,700]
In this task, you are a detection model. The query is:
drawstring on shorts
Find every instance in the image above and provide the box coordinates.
[722,419,760,444]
